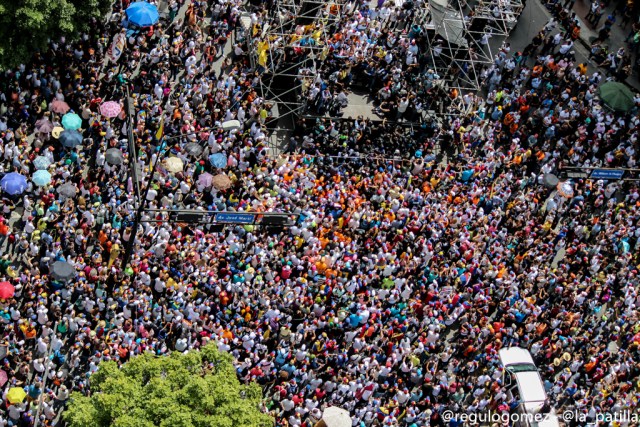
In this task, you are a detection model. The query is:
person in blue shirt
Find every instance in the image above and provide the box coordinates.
[491,107,503,121]
[27,381,42,402]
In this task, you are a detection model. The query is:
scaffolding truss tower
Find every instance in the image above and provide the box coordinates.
[418,0,524,92]
[245,0,346,121]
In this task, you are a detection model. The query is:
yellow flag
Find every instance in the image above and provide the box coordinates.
[257,41,269,67]
[155,116,164,141]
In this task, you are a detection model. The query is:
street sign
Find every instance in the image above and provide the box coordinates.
[170,212,208,223]
[215,212,255,224]
[590,169,625,180]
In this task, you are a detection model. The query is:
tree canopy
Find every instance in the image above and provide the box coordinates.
[0,0,111,69]
[64,344,274,427]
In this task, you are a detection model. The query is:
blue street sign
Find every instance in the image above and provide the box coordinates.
[215,212,256,224]
[590,169,625,180]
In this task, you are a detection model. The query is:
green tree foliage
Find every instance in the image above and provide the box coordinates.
[0,0,111,69]
[64,344,274,427]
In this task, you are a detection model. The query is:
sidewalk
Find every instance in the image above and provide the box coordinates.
[570,0,640,90]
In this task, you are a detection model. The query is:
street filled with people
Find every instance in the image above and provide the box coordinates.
[0,0,640,426]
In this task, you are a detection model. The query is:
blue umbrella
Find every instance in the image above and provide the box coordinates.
[209,153,227,169]
[0,173,28,195]
[32,170,52,187]
[61,113,82,130]
[33,156,52,170]
[461,169,474,181]
[126,2,160,27]
[59,130,83,148]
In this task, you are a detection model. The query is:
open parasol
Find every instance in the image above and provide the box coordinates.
[32,170,52,187]
[211,174,233,190]
[57,182,78,199]
[61,113,82,130]
[7,387,27,404]
[34,156,52,170]
[100,101,122,118]
[184,142,204,157]
[0,369,7,387]
[543,173,559,189]
[557,181,574,198]
[198,172,214,188]
[35,118,55,134]
[163,157,184,173]
[0,172,28,195]
[126,2,160,26]
[59,130,83,148]
[51,127,64,139]
[209,153,227,168]
[105,148,125,165]
[50,100,70,114]
[598,81,635,113]
[50,261,76,281]
[0,281,15,299]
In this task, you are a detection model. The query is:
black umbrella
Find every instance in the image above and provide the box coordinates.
[57,183,77,198]
[184,143,204,157]
[105,148,125,165]
[50,261,75,281]
[59,130,83,148]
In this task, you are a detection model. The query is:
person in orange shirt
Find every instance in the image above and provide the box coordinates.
[316,258,328,274]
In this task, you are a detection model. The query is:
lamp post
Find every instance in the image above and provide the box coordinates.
[120,135,167,270]
[120,126,218,269]
[33,322,59,427]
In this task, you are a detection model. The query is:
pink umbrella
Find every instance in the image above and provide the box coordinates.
[35,118,54,134]
[50,100,70,114]
[0,281,15,299]
[0,370,7,387]
[100,101,122,118]
[198,172,214,188]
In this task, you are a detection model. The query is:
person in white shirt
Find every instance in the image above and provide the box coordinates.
[397,97,410,121]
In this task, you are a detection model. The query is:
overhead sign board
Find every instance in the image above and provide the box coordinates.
[590,169,625,180]
[170,212,208,223]
[215,212,255,224]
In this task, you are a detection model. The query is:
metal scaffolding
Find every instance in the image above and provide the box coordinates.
[239,0,523,124]
[418,0,524,92]
[244,0,346,121]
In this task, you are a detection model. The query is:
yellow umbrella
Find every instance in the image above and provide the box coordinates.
[7,387,26,404]
[51,126,64,139]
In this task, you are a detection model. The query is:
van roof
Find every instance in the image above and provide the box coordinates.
[499,347,536,367]
[514,371,548,412]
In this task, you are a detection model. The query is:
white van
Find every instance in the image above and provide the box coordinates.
[498,347,561,427]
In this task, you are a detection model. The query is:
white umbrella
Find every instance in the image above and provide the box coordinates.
[322,407,351,427]
[557,181,574,198]
[163,157,184,173]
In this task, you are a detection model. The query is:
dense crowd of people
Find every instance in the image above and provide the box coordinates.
[0,0,639,426]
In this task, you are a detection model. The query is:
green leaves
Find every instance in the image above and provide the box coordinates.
[0,0,111,69]
[63,344,274,427]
